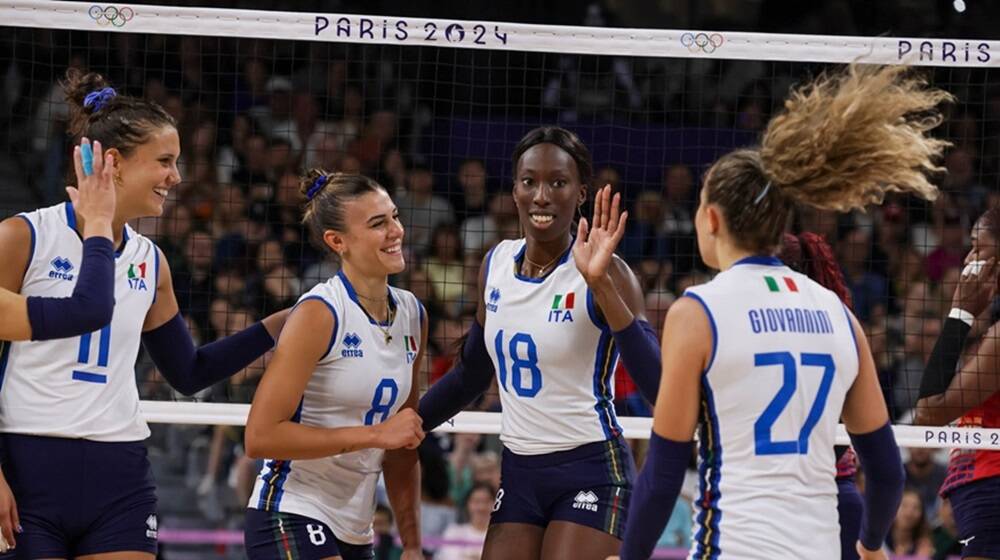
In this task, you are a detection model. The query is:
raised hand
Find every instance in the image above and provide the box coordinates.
[68,138,117,240]
[374,408,425,450]
[952,257,998,316]
[573,185,628,286]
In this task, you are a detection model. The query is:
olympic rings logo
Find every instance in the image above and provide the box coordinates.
[680,32,724,53]
[88,5,135,27]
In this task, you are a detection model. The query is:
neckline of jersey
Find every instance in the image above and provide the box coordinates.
[731,255,783,267]
[64,201,130,258]
[511,239,573,284]
[336,269,398,327]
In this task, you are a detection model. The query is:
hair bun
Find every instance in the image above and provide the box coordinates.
[83,87,117,113]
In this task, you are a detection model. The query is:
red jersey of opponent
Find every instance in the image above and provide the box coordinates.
[940,391,1000,495]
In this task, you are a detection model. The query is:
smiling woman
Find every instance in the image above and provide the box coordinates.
[243,170,427,560]
[418,126,663,560]
[0,69,288,560]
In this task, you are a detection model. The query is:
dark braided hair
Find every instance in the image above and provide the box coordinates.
[779,232,853,309]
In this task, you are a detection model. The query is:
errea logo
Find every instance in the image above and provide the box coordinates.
[145,514,158,539]
[572,490,599,512]
[49,256,75,281]
[342,333,364,358]
[486,287,500,313]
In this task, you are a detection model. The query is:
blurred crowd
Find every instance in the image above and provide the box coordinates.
[0,2,998,557]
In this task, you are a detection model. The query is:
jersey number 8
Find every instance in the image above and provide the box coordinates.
[364,378,399,425]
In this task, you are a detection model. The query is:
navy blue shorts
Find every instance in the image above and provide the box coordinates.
[0,434,157,558]
[836,478,862,560]
[245,508,374,560]
[946,477,1000,558]
[491,438,634,538]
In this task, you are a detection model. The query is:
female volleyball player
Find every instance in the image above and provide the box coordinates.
[420,126,663,560]
[0,138,119,551]
[779,232,863,560]
[916,206,1000,560]
[0,70,286,559]
[620,64,951,560]
[243,171,426,560]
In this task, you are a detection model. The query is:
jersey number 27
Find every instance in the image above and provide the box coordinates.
[753,351,835,456]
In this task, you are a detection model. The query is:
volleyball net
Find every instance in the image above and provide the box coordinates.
[1,0,1000,454]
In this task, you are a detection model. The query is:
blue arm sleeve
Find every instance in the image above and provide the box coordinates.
[26,236,115,340]
[612,319,661,404]
[850,422,905,551]
[620,432,692,560]
[141,313,275,396]
[418,319,495,432]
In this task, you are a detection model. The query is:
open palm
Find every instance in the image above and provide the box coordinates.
[573,185,628,285]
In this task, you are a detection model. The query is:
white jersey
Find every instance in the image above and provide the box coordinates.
[483,239,620,455]
[249,272,423,545]
[0,202,158,441]
[683,256,859,560]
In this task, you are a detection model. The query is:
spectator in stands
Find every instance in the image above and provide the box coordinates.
[233,133,271,185]
[887,489,934,557]
[436,483,494,560]
[621,190,668,263]
[304,130,345,172]
[838,225,889,322]
[350,109,397,173]
[596,166,622,191]
[249,238,301,314]
[451,158,491,223]
[659,164,697,274]
[267,136,297,181]
[905,448,948,522]
[397,166,455,256]
[889,310,942,418]
[374,504,404,560]
[425,224,468,317]
[460,192,517,258]
[378,148,409,195]
[931,498,962,560]
[925,207,967,283]
[942,146,990,217]
[174,230,217,329]
[541,3,641,120]
[419,444,457,542]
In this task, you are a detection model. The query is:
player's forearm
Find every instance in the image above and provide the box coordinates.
[620,433,691,560]
[383,447,422,550]
[612,319,662,403]
[850,422,904,551]
[588,275,634,331]
[418,320,494,431]
[245,421,380,460]
[26,236,115,340]
[143,313,275,396]
[914,395,962,426]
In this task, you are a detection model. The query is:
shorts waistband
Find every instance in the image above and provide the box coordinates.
[502,437,628,468]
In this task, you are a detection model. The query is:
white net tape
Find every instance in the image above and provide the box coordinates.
[2,0,998,67]
[140,402,1000,451]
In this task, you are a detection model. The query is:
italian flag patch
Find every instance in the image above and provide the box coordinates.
[764,275,798,293]
[404,336,418,351]
[552,292,576,310]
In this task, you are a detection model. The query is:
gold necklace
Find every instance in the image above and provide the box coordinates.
[356,291,395,344]
[522,251,563,277]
